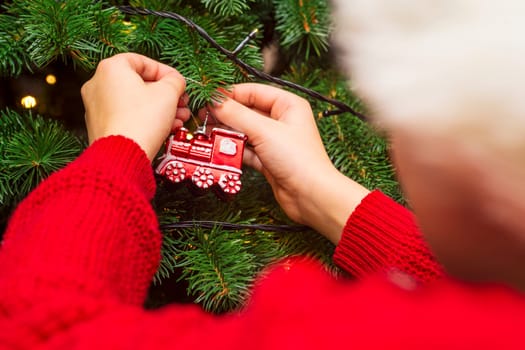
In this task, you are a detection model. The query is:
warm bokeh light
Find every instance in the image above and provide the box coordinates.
[45,74,57,85]
[21,95,37,109]
[122,20,137,34]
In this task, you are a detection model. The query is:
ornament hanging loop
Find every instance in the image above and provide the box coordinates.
[196,111,209,134]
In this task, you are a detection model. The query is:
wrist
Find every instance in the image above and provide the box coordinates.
[300,169,370,244]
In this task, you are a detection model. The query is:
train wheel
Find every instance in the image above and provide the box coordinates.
[165,161,186,183]
[192,167,215,189]
[218,173,242,194]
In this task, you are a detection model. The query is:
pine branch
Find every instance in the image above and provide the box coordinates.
[0,109,27,204]
[124,0,185,56]
[0,13,28,75]
[274,0,331,58]
[6,0,127,70]
[162,221,307,232]
[161,17,239,109]
[153,166,342,312]
[162,225,260,313]
[200,0,253,16]
[0,1,364,118]
[155,232,180,283]
[319,116,403,203]
[1,110,82,206]
[125,13,168,57]
[118,5,366,119]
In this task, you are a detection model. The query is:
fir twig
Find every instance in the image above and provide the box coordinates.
[118,5,366,120]
[162,225,261,313]
[0,12,28,75]
[274,0,331,58]
[201,0,253,17]
[0,109,82,206]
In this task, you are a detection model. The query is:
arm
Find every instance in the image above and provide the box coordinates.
[1,53,189,306]
[0,56,519,348]
[0,53,189,345]
[208,84,443,281]
[0,136,161,307]
[0,134,519,349]
[208,83,370,244]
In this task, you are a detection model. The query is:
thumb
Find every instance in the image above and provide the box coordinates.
[209,97,274,143]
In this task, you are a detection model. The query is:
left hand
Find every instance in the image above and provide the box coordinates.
[206,83,370,244]
[81,53,190,160]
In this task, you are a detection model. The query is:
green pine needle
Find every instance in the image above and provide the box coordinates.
[1,110,82,206]
[0,0,405,314]
[274,0,330,58]
[0,13,28,76]
[5,0,128,70]
[161,16,246,110]
[200,0,253,17]
[153,167,340,313]
[161,225,260,313]
[0,109,27,204]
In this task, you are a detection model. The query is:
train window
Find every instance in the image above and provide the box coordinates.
[219,138,237,156]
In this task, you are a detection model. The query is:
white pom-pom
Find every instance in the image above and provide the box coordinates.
[331,0,525,157]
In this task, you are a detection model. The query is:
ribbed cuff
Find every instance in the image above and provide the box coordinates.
[76,136,156,199]
[334,190,427,277]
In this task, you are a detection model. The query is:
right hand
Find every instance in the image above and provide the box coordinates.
[208,83,370,243]
[81,53,189,161]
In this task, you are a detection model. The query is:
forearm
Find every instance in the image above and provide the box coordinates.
[299,169,443,283]
[0,136,161,306]
[301,169,371,245]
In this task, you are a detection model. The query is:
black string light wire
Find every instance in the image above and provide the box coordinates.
[160,221,308,232]
[118,6,367,121]
[119,6,362,233]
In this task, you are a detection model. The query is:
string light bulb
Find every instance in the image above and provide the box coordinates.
[45,74,57,85]
[122,20,137,34]
[21,95,37,109]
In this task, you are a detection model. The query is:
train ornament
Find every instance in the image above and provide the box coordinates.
[155,126,248,198]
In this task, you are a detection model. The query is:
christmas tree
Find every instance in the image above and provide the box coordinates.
[0,0,402,313]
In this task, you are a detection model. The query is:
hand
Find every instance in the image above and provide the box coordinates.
[81,53,190,161]
[208,83,370,243]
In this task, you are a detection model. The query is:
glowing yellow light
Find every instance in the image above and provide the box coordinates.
[21,95,37,109]
[45,74,57,85]
[122,20,137,34]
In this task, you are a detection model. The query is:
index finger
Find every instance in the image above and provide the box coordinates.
[118,53,187,99]
[115,52,182,82]
[225,83,312,123]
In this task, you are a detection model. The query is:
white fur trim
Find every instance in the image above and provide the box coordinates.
[331,0,525,156]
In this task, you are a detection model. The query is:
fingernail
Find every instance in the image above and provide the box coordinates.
[211,96,224,108]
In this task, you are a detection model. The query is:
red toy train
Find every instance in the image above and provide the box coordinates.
[156,126,248,196]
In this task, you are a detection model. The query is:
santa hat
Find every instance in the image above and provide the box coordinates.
[331,0,525,158]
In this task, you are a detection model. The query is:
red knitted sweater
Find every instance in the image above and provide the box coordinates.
[1,136,524,349]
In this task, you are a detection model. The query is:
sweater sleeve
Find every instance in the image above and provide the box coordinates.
[0,136,163,347]
[333,190,444,283]
[0,136,161,306]
[2,137,524,349]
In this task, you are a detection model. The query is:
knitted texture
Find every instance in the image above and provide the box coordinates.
[1,136,525,349]
[0,136,161,347]
[334,190,444,283]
